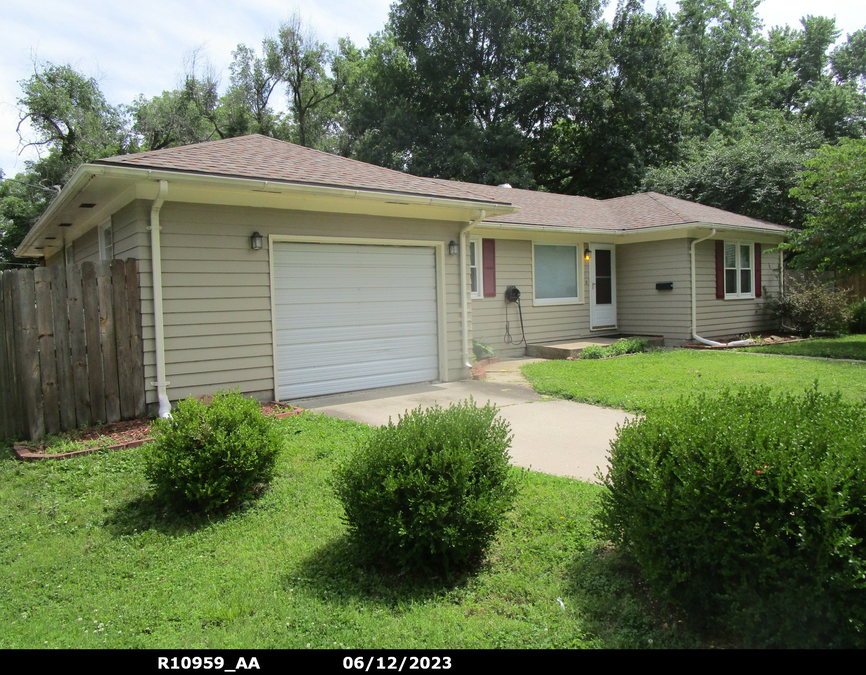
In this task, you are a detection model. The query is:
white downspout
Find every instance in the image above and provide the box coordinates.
[690,229,725,347]
[460,209,486,369]
[149,180,172,418]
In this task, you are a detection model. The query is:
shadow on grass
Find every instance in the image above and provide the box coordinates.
[562,543,711,649]
[290,535,478,609]
[103,492,237,538]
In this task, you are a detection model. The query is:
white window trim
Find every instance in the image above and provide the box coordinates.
[99,219,114,261]
[724,240,755,300]
[531,242,584,306]
[469,237,483,299]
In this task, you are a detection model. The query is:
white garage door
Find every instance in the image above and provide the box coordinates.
[273,242,440,400]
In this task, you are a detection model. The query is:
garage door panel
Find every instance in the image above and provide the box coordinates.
[273,288,437,305]
[277,335,439,369]
[274,242,440,400]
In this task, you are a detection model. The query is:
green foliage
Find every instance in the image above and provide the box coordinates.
[765,274,852,336]
[143,390,283,512]
[472,338,495,361]
[851,298,866,334]
[786,138,866,275]
[580,338,648,360]
[643,113,822,227]
[333,400,521,576]
[597,387,866,648]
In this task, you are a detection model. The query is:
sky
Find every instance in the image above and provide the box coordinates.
[2,0,865,180]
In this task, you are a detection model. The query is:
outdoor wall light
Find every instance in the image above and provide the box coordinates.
[584,248,592,262]
[250,231,263,250]
[448,240,459,256]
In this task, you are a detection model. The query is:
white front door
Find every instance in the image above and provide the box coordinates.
[590,244,616,329]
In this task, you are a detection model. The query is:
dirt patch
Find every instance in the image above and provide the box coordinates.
[13,401,303,461]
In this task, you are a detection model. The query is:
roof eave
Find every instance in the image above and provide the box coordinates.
[17,164,519,258]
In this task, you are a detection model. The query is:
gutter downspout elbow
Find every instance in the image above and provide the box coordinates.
[691,229,725,347]
[149,180,172,418]
[460,210,486,370]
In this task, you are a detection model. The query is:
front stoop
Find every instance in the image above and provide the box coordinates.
[526,336,665,360]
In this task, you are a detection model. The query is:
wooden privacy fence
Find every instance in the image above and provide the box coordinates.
[0,259,145,442]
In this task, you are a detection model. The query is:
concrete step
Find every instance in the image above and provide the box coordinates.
[526,336,664,360]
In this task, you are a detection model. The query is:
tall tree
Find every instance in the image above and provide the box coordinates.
[349,0,606,188]
[643,112,823,227]
[271,13,347,148]
[538,0,690,198]
[16,61,130,184]
[675,0,763,135]
[785,138,866,274]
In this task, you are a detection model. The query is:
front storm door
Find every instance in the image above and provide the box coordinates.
[590,244,616,329]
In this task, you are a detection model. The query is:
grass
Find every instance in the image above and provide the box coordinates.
[0,412,703,649]
[738,334,866,361]
[522,349,866,413]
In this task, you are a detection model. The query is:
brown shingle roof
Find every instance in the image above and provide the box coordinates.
[604,192,789,232]
[467,185,621,230]
[95,135,788,234]
[94,134,510,206]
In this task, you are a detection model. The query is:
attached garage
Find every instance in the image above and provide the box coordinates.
[271,240,442,400]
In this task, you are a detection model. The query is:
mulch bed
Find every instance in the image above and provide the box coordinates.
[12,402,303,461]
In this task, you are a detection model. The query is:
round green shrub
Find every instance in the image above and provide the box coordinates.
[597,387,866,648]
[143,390,284,512]
[333,400,521,576]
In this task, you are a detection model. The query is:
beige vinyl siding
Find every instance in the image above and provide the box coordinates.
[616,239,693,343]
[695,239,780,340]
[45,250,63,267]
[71,226,100,263]
[145,201,464,406]
[470,238,603,358]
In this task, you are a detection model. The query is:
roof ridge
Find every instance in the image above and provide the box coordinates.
[644,191,688,224]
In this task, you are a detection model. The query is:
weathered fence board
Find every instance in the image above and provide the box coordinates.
[0,259,145,441]
[13,270,45,442]
[50,264,76,431]
[112,261,133,420]
[34,267,60,435]
[97,262,120,424]
[126,261,146,418]
[66,263,91,428]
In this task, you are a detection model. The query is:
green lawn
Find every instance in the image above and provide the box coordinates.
[0,413,701,649]
[738,334,866,360]
[522,349,866,413]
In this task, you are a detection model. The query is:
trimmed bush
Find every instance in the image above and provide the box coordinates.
[333,400,521,577]
[850,298,866,334]
[766,275,852,336]
[597,387,866,648]
[143,390,284,512]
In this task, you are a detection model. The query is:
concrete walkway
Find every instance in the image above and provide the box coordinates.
[292,359,633,482]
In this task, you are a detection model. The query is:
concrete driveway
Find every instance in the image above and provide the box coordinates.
[292,361,633,482]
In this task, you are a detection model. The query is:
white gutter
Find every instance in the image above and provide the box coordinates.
[149,180,172,418]
[95,164,518,215]
[460,210,486,369]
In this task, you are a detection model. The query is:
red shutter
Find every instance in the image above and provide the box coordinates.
[754,243,762,297]
[715,240,724,299]
[482,238,496,298]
